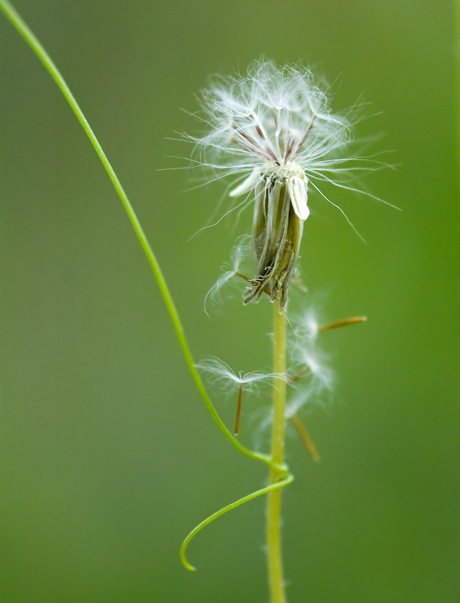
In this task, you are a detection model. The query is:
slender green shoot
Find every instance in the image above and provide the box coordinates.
[0,0,283,472]
[0,0,295,574]
[180,470,293,571]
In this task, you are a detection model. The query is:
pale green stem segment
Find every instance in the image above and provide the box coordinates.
[0,0,284,473]
[267,298,288,603]
[0,0,295,573]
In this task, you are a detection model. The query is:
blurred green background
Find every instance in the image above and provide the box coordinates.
[1,1,459,601]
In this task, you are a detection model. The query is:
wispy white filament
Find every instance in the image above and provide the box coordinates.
[196,356,289,395]
[203,235,251,315]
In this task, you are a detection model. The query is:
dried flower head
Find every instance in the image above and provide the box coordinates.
[183,59,389,310]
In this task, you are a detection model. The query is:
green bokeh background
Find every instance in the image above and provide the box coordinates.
[1,1,459,601]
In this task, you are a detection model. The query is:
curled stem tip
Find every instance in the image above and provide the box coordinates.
[0,0,288,461]
[180,471,293,572]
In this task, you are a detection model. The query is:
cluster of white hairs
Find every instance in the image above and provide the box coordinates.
[176,58,397,315]
[180,58,393,240]
[189,59,352,189]
[285,307,334,418]
[196,356,286,395]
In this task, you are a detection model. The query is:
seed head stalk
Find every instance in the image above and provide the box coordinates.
[1,5,383,592]
[267,297,288,603]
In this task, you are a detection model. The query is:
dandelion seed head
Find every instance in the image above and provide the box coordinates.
[188,59,353,191]
[181,59,385,308]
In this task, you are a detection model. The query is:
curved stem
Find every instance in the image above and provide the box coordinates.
[180,470,293,571]
[0,2,297,576]
[0,0,282,473]
[267,298,288,603]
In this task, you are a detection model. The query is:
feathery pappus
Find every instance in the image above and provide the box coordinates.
[181,59,390,309]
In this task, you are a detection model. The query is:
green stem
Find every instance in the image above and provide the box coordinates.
[267,298,288,603]
[457,0,460,195]
[0,0,280,473]
[180,470,293,571]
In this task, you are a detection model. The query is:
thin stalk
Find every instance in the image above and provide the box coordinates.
[267,298,287,603]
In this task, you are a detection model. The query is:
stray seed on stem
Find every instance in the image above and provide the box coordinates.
[317,316,367,332]
[288,365,310,386]
[234,383,243,436]
[290,413,320,462]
